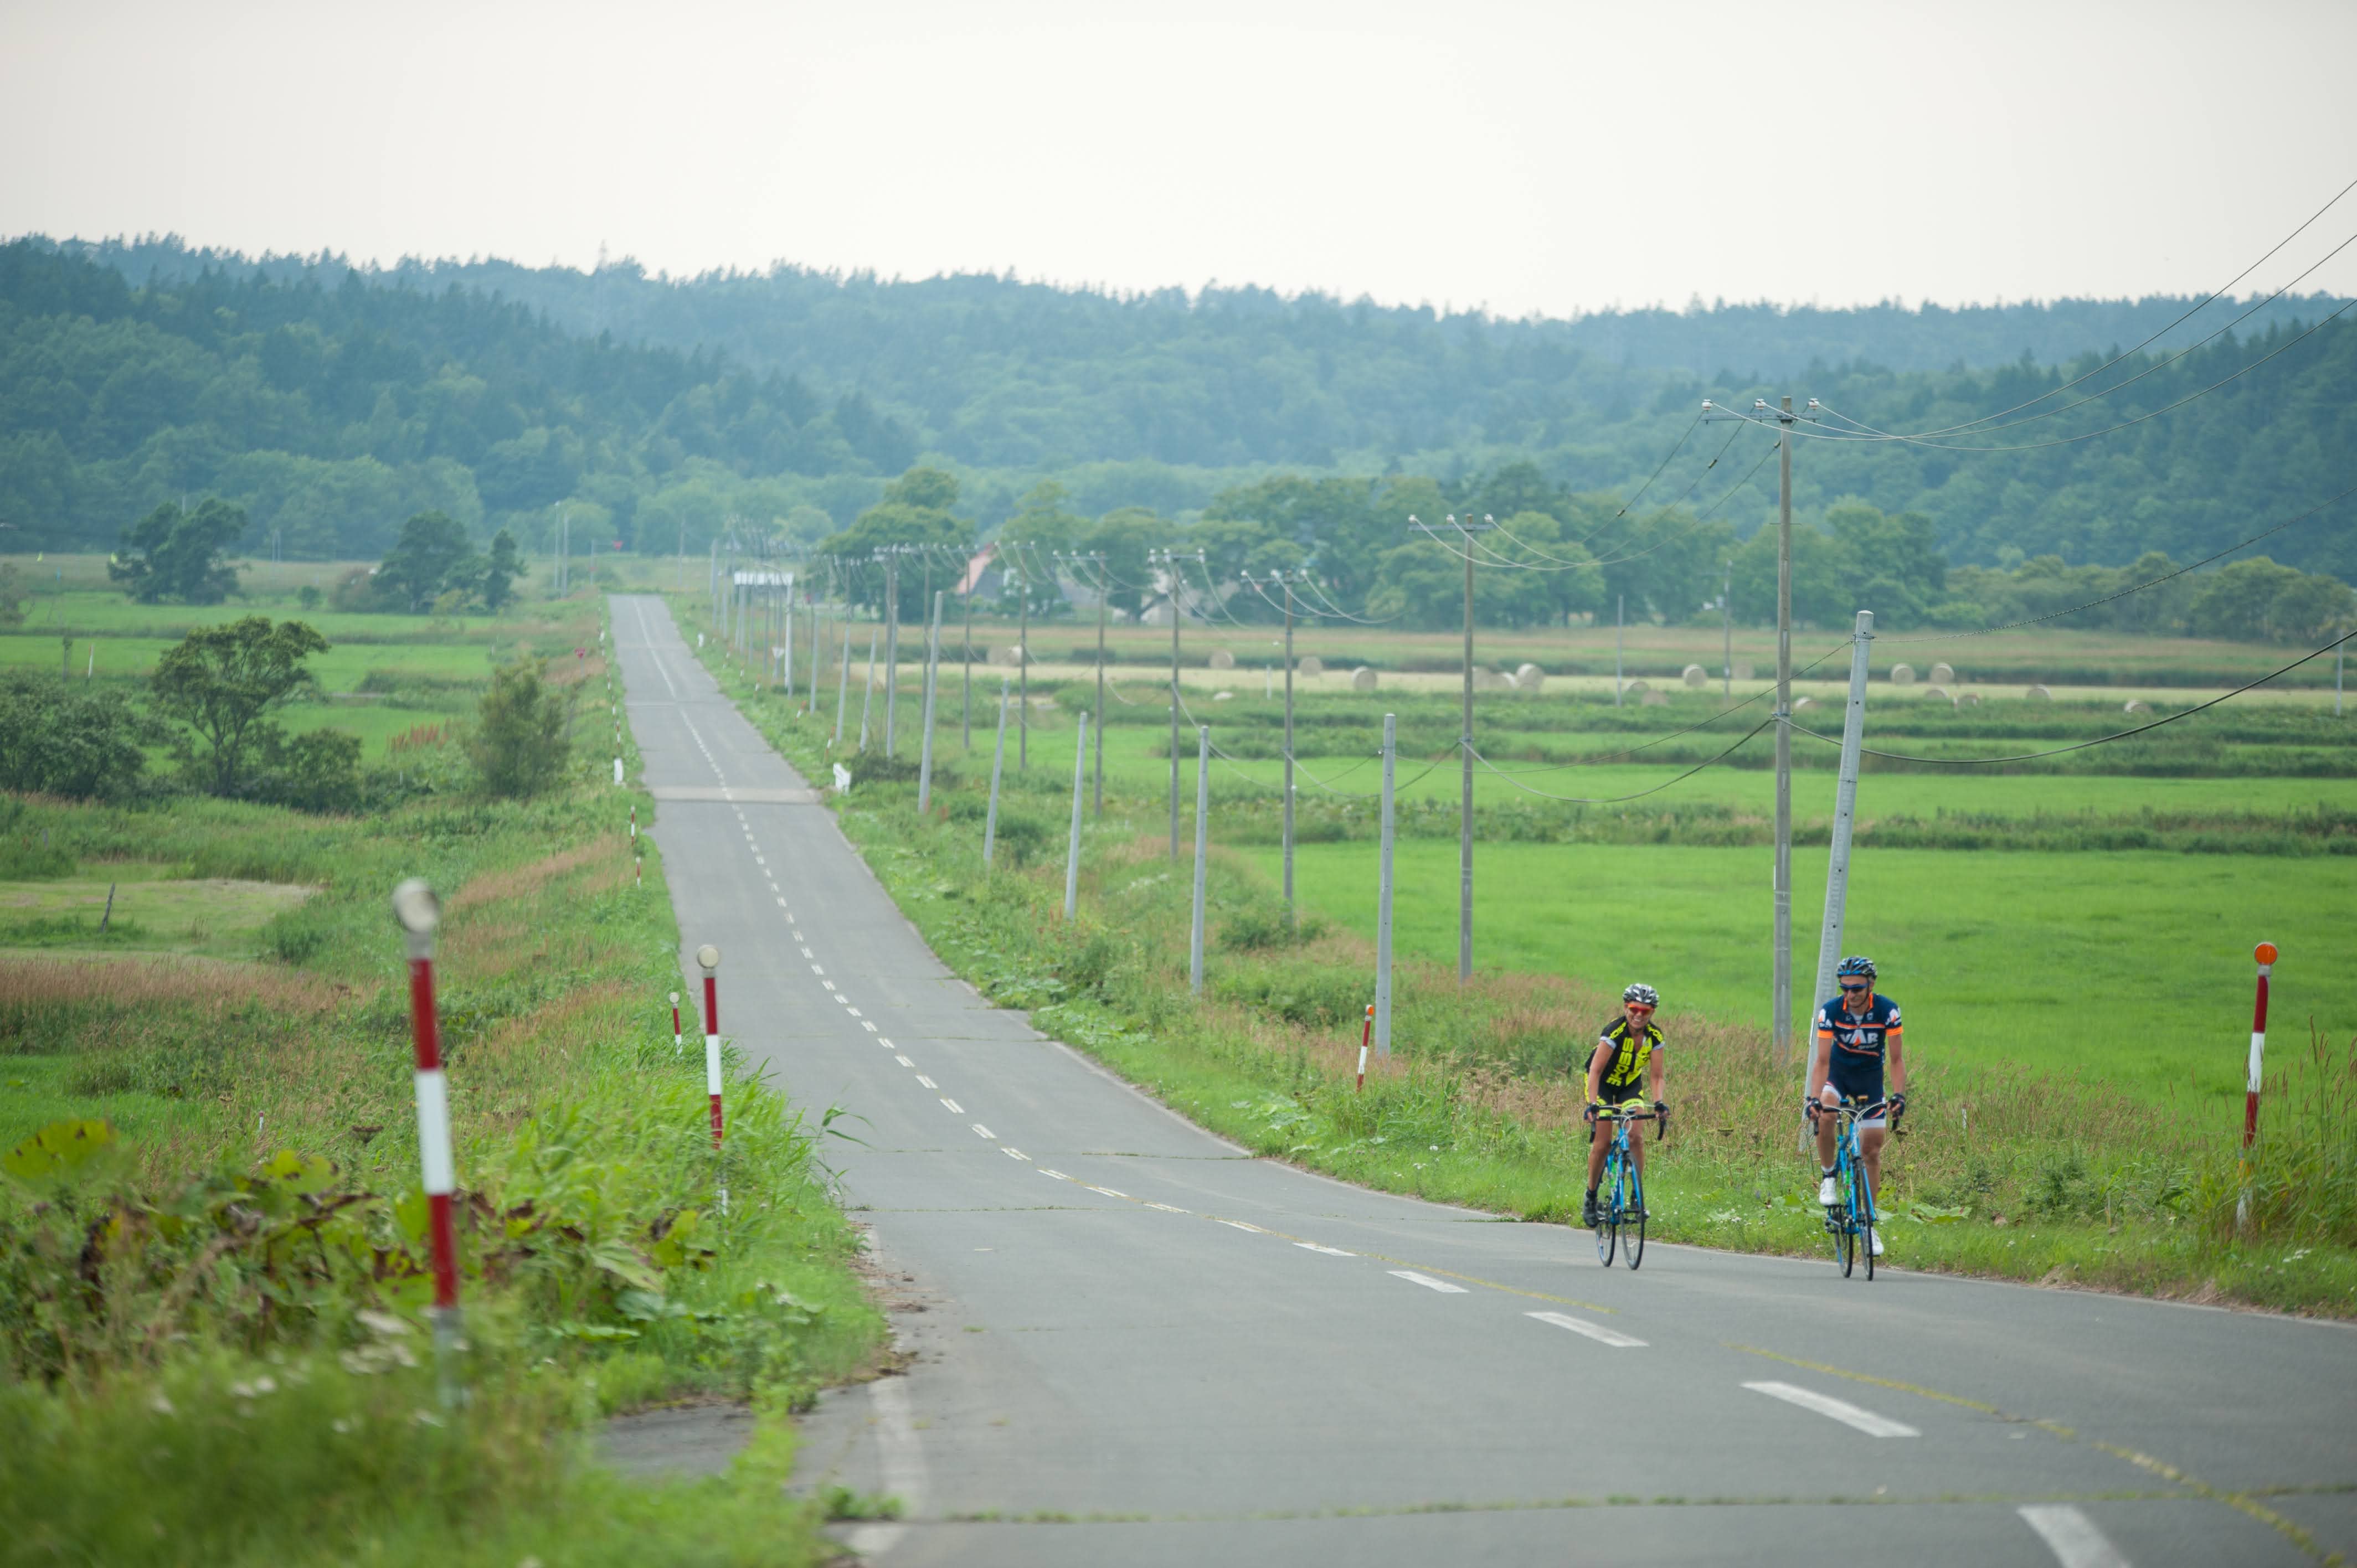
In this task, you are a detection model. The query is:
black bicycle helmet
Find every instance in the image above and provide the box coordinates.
[1622,982,1660,1008]
[1834,955,1877,981]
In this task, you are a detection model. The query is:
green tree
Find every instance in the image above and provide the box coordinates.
[1730,521,1846,628]
[150,617,330,797]
[996,481,1087,618]
[480,528,527,612]
[0,564,27,628]
[468,658,573,798]
[0,672,158,799]
[109,498,245,604]
[377,510,476,613]
[254,728,364,813]
[818,466,975,621]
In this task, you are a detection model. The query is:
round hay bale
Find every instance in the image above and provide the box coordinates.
[1640,689,1668,706]
[1957,690,1982,709]
[1474,668,1510,691]
[1213,690,1234,702]
[1792,695,1817,712]
[1929,662,1955,685]
[1681,663,1708,688]
[1350,666,1378,693]
[1297,655,1324,678]
[990,644,1027,667]
[2123,698,2150,714]
[1516,662,1545,687]
[2024,684,2052,701]
[1924,684,1950,701]
[1890,663,1917,686]
[1733,661,1755,682]
[1207,648,1236,669]
[1625,679,1650,697]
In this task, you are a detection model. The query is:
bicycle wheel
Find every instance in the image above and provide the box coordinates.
[1835,1155,1857,1278]
[1852,1160,1876,1282]
[1593,1149,1618,1266]
[1624,1163,1646,1271]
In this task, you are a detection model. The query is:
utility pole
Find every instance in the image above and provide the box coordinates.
[883,550,901,757]
[961,559,976,752]
[1707,396,1816,1054]
[1413,514,1495,985]
[1016,545,1031,771]
[1066,553,1109,817]
[1280,571,1296,925]
[1615,594,1625,706]
[1722,560,1733,698]
[1812,611,1875,1014]
[1156,548,1184,860]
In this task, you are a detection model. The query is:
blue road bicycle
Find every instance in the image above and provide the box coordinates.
[1591,1106,1660,1270]
[1811,1098,1890,1280]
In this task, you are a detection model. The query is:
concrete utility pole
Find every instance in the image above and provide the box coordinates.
[1159,549,1184,860]
[1707,395,1816,1055]
[961,565,976,751]
[1281,570,1297,925]
[1015,544,1031,771]
[883,551,902,757]
[1615,594,1625,706]
[1722,560,1734,698]
[984,679,1009,868]
[1066,553,1108,817]
[1376,712,1396,1056]
[918,590,945,814]
[1064,714,1088,921]
[1416,514,1497,985]
[1811,611,1875,1018]
[1190,726,1210,996]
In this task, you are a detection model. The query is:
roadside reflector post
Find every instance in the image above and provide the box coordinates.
[392,878,463,1405]
[630,805,637,839]
[2237,941,2277,1235]
[1063,713,1088,920]
[698,945,726,1212]
[670,989,682,1054]
[984,678,1009,869]
[1375,713,1396,1056]
[1357,1003,1372,1092]
[1189,725,1211,996]
[613,756,624,787]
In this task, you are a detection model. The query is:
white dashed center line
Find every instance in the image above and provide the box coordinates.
[2018,1506,2132,1568]
[1742,1382,1919,1437]
[896,1055,913,1067]
[1527,1311,1646,1348]
[940,1097,964,1114]
[1144,1202,1191,1214]
[970,1124,995,1139]
[1388,1271,1469,1294]
[1294,1241,1354,1256]
[1221,1220,1269,1234]
[915,1075,936,1090]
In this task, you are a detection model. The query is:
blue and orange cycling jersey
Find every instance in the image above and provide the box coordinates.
[1816,993,1900,1096]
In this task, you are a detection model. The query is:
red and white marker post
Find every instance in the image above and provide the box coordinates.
[1357,1003,1373,1092]
[392,878,463,1402]
[2236,940,2278,1235]
[670,989,683,1055]
[698,944,727,1211]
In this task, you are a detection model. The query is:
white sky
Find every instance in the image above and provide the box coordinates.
[4,0,2354,317]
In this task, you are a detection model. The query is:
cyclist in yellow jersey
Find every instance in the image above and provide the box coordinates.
[1582,983,1668,1228]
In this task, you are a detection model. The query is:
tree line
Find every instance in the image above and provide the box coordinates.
[6,236,2354,594]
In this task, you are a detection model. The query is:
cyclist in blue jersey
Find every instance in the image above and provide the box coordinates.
[1807,955,1908,1257]
[1582,983,1668,1228]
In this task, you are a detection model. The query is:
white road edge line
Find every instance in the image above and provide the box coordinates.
[1742,1381,1919,1437]
[2018,1506,2132,1568]
[1388,1270,1469,1294]
[844,1370,925,1556]
[1526,1311,1646,1348]
[1294,1242,1355,1256]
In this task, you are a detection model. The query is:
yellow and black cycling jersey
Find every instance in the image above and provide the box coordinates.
[1593,1015,1665,1090]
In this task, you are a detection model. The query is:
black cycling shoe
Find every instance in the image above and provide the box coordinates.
[1581,1195,1600,1227]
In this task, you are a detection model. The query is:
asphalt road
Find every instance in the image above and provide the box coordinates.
[612,595,2356,1568]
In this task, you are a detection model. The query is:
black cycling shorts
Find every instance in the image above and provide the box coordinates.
[1825,1053,1883,1107]
[1589,1080,1647,1140]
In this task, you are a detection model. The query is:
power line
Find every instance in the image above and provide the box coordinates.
[1831,176,2357,441]
[1465,717,1777,803]
[1877,478,2357,643]
[1796,628,2357,766]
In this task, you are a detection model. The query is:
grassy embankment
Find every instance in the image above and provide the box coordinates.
[0,593,886,1566]
[685,620,2356,1316]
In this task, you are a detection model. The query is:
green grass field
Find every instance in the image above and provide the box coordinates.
[1257,839,2351,1112]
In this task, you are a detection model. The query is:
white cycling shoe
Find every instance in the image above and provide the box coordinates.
[1817,1175,1840,1206]
[1869,1230,1886,1257]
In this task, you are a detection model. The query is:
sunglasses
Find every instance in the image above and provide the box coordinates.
[1839,982,1871,993]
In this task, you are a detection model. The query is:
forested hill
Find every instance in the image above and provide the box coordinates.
[4,234,2353,586]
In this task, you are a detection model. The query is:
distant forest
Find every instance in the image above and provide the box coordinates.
[3,235,2352,593]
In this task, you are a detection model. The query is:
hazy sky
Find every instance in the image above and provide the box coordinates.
[5,0,2354,317]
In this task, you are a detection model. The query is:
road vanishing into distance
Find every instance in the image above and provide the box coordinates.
[612,596,2356,1568]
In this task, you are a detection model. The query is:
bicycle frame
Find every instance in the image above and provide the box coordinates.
[1811,1098,1887,1279]
[1592,1107,1658,1270]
